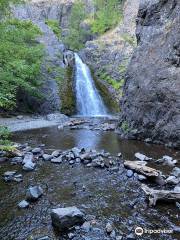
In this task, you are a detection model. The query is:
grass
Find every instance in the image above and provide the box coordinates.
[45,19,61,39]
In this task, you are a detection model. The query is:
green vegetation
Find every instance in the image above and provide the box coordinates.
[121,33,137,46]
[120,121,130,133]
[55,66,75,115]
[45,19,61,39]
[0,19,44,110]
[0,125,11,145]
[98,70,124,90]
[63,0,87,50]
[119,59,129,74]
[0,0,22,16]
[90,0,123,34]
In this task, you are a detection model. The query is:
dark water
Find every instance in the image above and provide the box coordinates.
[0,122,179,240]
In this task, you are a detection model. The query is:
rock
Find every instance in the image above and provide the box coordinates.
[11,157,23,164]
[116,236,123,240]
[13,174,23,183]
[32,147,42,154]
[110,230,116,238]
[166,176,179,185]
[176,202,180,210]
[81,221,91,232]
[26,186,43,201]
[174,185,180,193]
[18,200,29,208]
[51,150,61,158]
[42,154,52,161]
[120,0,180,148]
[51,156,63,164]
[162,156,177,167]
[126,233,135,240]
[71,147,81,158]
[23,152,33,164]
[68,233,75,239]
[23,160,36,171]
[135,152,151,161]
[138,174,147,181]
[3,171,17,182]
[46,113,69,122]
[105,222,113,234]
[51,206,85,231]
[172,167,180,178]
[17,115,24,120]
[127,170,134,178]
[69,160,75,165]
[117,153,122,157]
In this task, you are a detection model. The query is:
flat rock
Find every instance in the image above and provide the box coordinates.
[26,186,43,201]
[51,206,85,231]
[32,147,42,154]
[18,200,29,208]
[51,156,63,164]
[42,154,52,161]
[135,152,151,161]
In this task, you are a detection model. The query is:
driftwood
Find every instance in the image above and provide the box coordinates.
[141,184,180,206]
[124,161,161,177]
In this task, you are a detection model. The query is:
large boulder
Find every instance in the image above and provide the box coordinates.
[120,0,180,148]
[51,206,85,231]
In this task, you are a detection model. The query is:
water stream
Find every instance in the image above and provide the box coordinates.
[75,53,107,116]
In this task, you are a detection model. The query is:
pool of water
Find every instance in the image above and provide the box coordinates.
[0,121,179,240]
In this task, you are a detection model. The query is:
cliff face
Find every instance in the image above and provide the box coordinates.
[80,0,140,112]
[12,0,77,114]
[120,0,180,148]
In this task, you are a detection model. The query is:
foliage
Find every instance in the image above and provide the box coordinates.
[98,70,124,90]
[45,19,61,39]
[91,0,123,34]
[0,125,11,145]
[0,0,22,16]
[120,121,129,133]
[121,33,137,46]
[0,18,44,110]
[63,0,87,50]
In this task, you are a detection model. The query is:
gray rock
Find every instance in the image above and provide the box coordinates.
[138,174,147,181]
[51,150,61,158]
[23,160,36,171]
[18,200,29,208]
[174,185,180,193]
[171,167,180,178]
[81,221,91,232]
[3,171,17,182]
[116,236,123,240]
[166,176,179,185]
[106,222,113,234]
[127,170,134,178]
[126,233,135,240]
[11,157,23,164]
[51,156,63,164]
[32,147,42,154]
[51,206,85,231]
[135,152,151,161]
[162,156,177,167]
[13,174,23,183]
[120,0,180,148]
[117,153,122,157]
[42,154,52,161]
[26,186,43,201]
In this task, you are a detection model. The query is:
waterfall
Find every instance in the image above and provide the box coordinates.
[75,53,107,116]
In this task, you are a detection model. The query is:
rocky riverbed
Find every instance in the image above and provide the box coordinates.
[0,117,179,240]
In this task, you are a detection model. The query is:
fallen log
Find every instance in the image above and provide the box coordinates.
[141,184,180,206]
[124,161,161,177]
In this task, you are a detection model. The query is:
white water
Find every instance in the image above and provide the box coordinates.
[75,53,107,116]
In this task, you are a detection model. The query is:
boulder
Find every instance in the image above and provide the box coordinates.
[51,206,85,231]
[32,147,42,154]
[171,167,180,178]
[42,154,52,161]
[26,186,43,201]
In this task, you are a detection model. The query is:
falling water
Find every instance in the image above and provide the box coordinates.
[75,53,107,116]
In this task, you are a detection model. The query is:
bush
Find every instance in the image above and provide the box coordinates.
[45,19,61,39]
[63,0,87,50]
[91,0,123,34]
[0,125,11,145]
[0,19,44,110]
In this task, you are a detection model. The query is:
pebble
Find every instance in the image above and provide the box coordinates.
[18,200,29,209]
[127,170,134,178]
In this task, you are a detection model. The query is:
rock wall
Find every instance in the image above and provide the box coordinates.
[120,0,180,148]
[80,0,140,112]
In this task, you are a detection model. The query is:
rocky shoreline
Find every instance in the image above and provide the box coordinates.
[1,139,179,239]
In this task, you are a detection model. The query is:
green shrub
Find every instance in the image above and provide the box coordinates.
[98,70,124,90]
[121,121,129,133]
[0,19,44,110]
[91,0,123,34]
[0,125,11,145]
[63,0,87,50]
[45,19,61,39]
